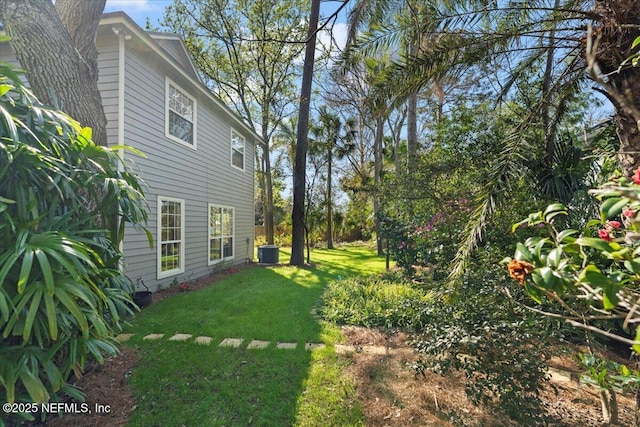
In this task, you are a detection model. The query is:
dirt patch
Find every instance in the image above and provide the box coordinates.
[150,262,254,303]
[341,326,639,427]
[43,347,139,427]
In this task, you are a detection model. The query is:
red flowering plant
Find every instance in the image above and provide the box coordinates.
[382,199,472,279]
[505,169,640,352]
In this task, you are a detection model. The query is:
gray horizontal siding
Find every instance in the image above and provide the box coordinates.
[1,34,255,294]
[96,38,120,148]
[114,39,255,292]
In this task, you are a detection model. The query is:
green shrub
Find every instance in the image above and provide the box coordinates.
[0,61,149,424]
[320,274,431,329]
[410,268,554,424]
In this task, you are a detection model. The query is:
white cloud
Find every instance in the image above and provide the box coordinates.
[105,0,154,12]
[105,0,172,27]
[317,22,348,60]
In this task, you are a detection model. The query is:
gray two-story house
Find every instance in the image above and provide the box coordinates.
[1,12,258,292]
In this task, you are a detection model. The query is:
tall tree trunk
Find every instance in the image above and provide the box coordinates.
[0,0,108,146]
[406,94,417,169]
[255,146,267,237]
[264,151,275,245]
[541,0,559,165]
[373,114,384,256]
[406,2,418,169]
[587,1,640,175]
[262,124,275,245]
[616,107,640,175]
[290,0,320,266]
[326,144,334,249]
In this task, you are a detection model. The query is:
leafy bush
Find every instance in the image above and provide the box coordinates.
[321,274,431,329]
[381,199,471,279]
[0,61,148,424]
[411,269,554,424]
[505,170,640,425]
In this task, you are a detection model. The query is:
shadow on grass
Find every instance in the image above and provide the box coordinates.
[124,246,385,426]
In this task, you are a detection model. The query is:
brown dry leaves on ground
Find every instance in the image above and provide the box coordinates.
[341,325,638,427]
[44,347,138,427]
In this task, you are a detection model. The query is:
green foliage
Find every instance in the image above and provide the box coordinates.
[579,353,640,394]
[321,274,431,329]
[381,199,472,279]
[0,62,148,423]
[162,0,308,133]
[411,269,554,424]
[507,171,640,347]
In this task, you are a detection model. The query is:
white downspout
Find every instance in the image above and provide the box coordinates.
[114,27,127,271]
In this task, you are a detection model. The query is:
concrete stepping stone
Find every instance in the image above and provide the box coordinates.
[219,338,244,348]
[361,345,388,355]
[335,344,355,354]
[195,336,213,346]
[548,367,573,383]
[168,333,192,342]
[276,342,297,350]
[143,333,165,341]
[389,347,414,356]
[247,340,270,349]
[115,333,135,343]
[305,343,325,351]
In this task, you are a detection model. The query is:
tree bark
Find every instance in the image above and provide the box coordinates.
[588,1,640,175]
[262,116,275,245]
[373,114,384,256]
[0,0,107,146]
[290,0,321,265]
[406,93,417,169]
[541,0,559,165]
[599,388,618,426]
[326,143,334,249]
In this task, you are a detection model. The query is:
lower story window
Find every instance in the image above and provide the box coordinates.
[158,196,185,278]
[209,204,234,264]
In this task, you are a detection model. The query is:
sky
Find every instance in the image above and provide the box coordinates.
[104,0,349,53]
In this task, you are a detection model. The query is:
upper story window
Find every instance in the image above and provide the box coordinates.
[166,78,197,147]
[231,129,245,171]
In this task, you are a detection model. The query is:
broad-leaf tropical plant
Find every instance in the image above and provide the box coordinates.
[0,59,149,424]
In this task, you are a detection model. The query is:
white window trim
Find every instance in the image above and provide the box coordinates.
[157,196,186,279]
[208,203,236,265]
[165,77,198,149]
[230,128,245,171]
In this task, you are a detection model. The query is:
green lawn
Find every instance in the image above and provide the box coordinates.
[123,245,385,426]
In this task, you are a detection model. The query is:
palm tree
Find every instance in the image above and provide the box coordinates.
[309,107,358,249]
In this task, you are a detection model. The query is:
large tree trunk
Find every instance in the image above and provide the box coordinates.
[261,103,275,245]
[588,1,640,175]
[541,0,559,165]
[0,0,108,147]
[290,0,321,266]
[373,115,384,256]
[406,93,417,169]
[255,146,267,235]
[326,146,334,249]
[615,107,640,175]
